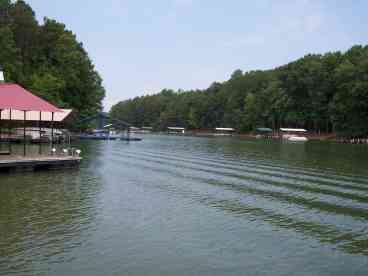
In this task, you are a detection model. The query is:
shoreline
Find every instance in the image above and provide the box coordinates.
[162,131,368,144]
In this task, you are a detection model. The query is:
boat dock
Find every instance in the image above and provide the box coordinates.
[0,155,82,173]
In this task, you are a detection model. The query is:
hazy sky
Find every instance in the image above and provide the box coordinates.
[26,0,367,110]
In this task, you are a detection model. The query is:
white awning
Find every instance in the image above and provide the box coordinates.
[0,109,72,122]
[168,127,185,130]
[215,128,235,131]
[280,128,307,132]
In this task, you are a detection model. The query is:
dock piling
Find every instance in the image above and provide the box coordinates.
[23,110,26,156]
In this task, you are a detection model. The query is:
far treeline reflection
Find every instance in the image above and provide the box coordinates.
[111,45,368,139]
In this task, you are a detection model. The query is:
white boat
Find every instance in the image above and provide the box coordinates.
[288,136,308,142]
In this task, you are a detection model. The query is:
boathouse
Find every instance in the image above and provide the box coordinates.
[280,128,307,137]
[256,128,273,138]
[214,128,236,136]
[0,80,81,171]
[280,128,308,142]
[168,127,185,134]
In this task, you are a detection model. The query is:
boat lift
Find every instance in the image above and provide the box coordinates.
[77,113,141,141]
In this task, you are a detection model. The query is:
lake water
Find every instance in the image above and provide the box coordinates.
[1,135,368,275]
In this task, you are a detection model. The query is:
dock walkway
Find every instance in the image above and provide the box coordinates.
[0,155,82,172]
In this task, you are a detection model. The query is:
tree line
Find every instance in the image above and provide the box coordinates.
[110,45,368,138]
[0,0,105,120]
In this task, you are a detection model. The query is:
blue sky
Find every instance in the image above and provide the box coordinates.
[26,0,368,110]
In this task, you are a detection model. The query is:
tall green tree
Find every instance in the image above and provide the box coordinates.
[0,2,105,122]
[330,46,368,137]
[0,26,22,83]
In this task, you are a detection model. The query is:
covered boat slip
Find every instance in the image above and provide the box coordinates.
[280,128,309,142]
[0,83,62,152]
[167,127,186,134]
[255,127,273,139]
[0,109,72,143]
[0,83,81,171]
[214,128,236,136]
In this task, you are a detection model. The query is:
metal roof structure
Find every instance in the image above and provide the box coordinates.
[0,84,61,112]
[77,112,131,129]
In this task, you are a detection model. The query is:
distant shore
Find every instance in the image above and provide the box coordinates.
[236,133,368,144]
[164,130,368,144]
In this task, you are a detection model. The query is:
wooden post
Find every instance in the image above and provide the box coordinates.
[8,108,11,154]
[0,109,2,151]
[39,111,42,155]
[23,110,26,156]
[51,112,54,149]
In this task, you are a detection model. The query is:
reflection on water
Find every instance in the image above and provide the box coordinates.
[0,143,104,275]
[1,136,368,275]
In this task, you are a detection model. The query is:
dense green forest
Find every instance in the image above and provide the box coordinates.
[0,0,105,119]
[110,45,368,138]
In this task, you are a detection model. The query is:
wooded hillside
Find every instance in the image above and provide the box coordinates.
[111,45,368,138]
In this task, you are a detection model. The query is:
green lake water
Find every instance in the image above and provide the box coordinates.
[1,135,368,275]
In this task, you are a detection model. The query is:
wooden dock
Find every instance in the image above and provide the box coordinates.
[0,155,82,172]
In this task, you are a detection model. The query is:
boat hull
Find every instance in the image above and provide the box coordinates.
[120,137,142,141]
[76,135,118,140]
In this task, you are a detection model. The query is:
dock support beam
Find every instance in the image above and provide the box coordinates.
[0,109,2,151]
[51,112,54,149]
[8,109,11,154]
[23,110,26,156]
[39,111,42,155]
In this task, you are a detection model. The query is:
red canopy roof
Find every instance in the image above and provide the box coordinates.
[0,83,62,112]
